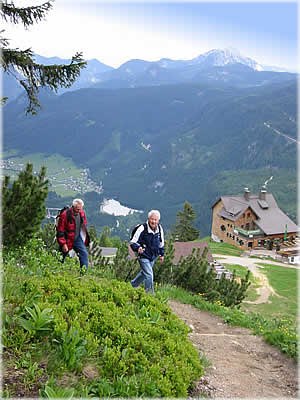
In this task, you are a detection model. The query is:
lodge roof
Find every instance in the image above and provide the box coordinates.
[173,241,214,264]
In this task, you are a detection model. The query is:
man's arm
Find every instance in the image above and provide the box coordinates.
[159,225,165,257]
[130,224,145,253]
[56,212,68,251]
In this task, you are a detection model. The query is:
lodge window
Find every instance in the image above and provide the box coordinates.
[220,225,226,231]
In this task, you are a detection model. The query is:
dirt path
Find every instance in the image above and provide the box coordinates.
[215,254,299,305]
[169,300,298,399]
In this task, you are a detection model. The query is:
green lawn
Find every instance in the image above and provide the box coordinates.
[204,258,298,326]
[244,263,298,323]
[223,262,298,324]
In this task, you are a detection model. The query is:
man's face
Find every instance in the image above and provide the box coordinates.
[148,214,159,230]
[72,203,82,215]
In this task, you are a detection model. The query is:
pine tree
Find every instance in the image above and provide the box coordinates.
[40,220,58,251]
[88,225,98,244]
[99,226,112,247]
[154,238,175,285]
[1,0,87,114]
[214,269,251,307]
[171,201,200,241]
[173,246,217,294]
[113,242,139,281]
[2,162,49,247]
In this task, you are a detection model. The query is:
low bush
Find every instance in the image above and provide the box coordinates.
[154,242,250,307]
[3,239,203,397]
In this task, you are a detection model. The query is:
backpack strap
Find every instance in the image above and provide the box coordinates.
[158,224,162,243]
[64,208,75,232]
[135,223,162,243]
[66,208,72,224]
[139,223,147,243]
[143,223,162,242]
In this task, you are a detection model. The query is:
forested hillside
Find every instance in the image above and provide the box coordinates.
[3,77,297,239]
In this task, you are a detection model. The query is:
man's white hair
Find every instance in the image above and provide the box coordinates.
[148,209,160,220]
[73,198,84,207]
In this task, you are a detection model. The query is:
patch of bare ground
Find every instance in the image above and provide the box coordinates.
[169,300,298,399]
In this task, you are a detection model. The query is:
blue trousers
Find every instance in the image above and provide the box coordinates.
[72,236,89,271]
[73,235,89,270]
[130,257,155,293]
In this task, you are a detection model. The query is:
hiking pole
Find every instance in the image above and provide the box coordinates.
[125,244,145,281]
[125,258,138,282]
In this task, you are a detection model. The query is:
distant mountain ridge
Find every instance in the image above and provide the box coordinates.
[171,48,264,70]
[2,48,295,103]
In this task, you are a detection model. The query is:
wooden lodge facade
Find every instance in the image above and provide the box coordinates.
[211,187,299,250]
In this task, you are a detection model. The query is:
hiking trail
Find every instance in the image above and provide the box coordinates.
[169,300,297,398]
[168,254,298,398]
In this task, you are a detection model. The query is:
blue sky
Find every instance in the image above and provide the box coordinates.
[4,1,298,71]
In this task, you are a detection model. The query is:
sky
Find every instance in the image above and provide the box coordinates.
[3,0,299,71]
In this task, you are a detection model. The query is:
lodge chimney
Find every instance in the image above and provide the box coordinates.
[244,187,250,201]
[259,185,267,201]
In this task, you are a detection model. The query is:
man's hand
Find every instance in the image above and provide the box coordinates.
[159,256,164,263]
[62,244,68,253]
[138,246,145,254]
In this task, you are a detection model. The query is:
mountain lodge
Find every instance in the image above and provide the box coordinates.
[211,187,299,250]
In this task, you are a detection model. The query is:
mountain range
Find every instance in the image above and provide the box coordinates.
[3,48,298,239]
[3,48,294,103]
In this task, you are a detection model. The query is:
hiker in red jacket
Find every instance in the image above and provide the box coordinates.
[56,198,89,273]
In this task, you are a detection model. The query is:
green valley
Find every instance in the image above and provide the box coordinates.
[3,76,297,240]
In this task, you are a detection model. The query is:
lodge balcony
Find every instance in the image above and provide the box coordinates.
[233,226,262,238]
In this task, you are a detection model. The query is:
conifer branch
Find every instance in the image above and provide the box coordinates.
[0,1,87,113]
[1,0,53,28]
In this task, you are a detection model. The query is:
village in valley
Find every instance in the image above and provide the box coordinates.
[1,158,103,195]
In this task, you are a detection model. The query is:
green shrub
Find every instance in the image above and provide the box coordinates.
[3,241,204,397]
